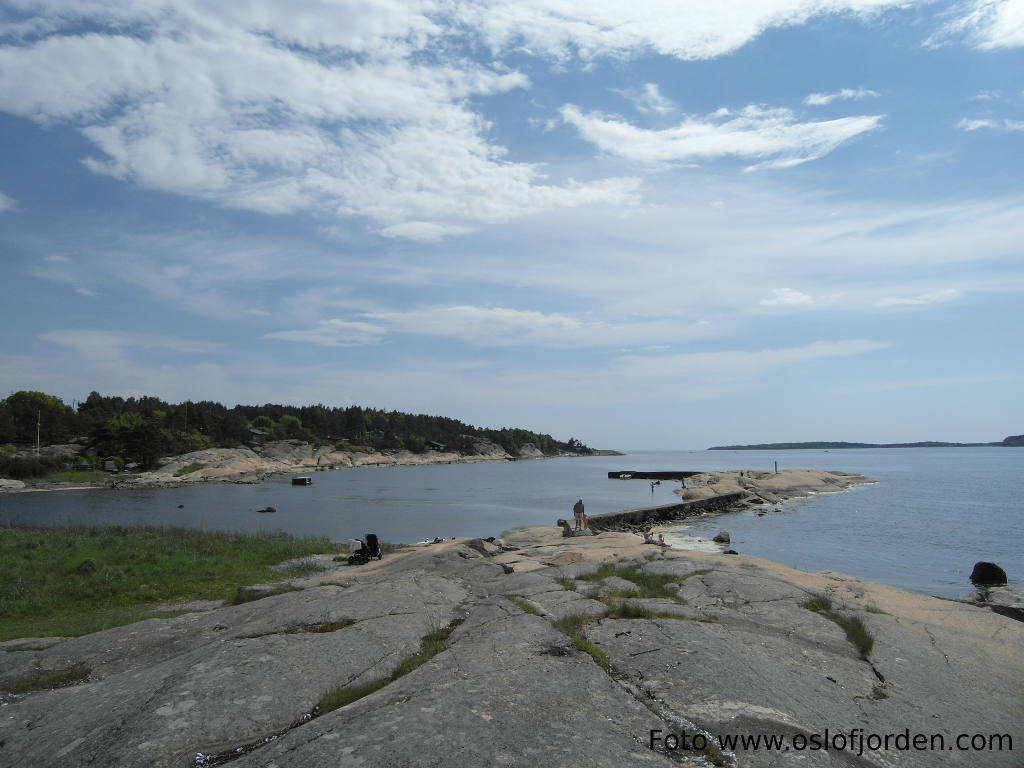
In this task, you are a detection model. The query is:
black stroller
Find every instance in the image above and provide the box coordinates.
[347,533,383,565]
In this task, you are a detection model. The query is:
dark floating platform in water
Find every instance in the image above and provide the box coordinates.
[608,471,703,480]
[291,476,313,485]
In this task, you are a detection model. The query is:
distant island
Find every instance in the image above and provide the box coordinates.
[710,435,1024,450]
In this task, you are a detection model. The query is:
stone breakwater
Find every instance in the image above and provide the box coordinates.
[573,469,874,533]
[1,528,1019,768]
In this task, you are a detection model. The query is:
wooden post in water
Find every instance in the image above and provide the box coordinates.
[774,460,778,474]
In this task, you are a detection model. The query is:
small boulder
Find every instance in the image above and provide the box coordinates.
[712,531,731,543]
[970,562,1008,586]
[466,538,503,556]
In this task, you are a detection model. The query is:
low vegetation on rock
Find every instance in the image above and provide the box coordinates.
[316,619,464,715]
[803,594,874,659]
[0,525,333,640]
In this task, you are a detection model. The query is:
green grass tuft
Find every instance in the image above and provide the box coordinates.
[604,602,681,620]
[172,462,205,477]
[507,596,541,615]
[1,662,91,693]
[552,612,610,671]
[316,678,389,712]
[553,577,577,591]
[316,618,464,715]
[577,562,686,603]
[803,594,874,659]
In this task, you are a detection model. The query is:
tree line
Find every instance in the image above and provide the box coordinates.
[0,390,590,472]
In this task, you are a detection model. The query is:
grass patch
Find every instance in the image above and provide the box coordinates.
[693,615,720,623]
[316,678,389,712]
[316,618,463,715]
[552,612,610,671]
[577,562,686,603]
[1,662,91,693]
[231,584,302,605]
[0,524,333,641]
[41,470,109,483]
[553,576,576,591]
[600,587,640,599]
[803,594,874,659]
[278,559,327,576]
[864,603,887,615]
[604,602,681,620]
[335,443,372,453]
[507,596,541,616]
[173,463,205,477]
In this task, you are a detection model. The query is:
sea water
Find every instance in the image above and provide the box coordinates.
[0,447,1019,598]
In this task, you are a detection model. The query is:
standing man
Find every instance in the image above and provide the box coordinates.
[572,498,585,531]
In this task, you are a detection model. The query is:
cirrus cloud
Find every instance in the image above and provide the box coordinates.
[561,103,883,170]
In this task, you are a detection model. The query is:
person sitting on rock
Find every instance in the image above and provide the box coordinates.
[656,534,670,548]
[642,528,655,544]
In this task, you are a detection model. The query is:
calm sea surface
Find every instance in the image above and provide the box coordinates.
[1,448,1020,598]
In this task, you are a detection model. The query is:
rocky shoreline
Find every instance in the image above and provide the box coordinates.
[0,439,603,493]
[1,527,1019,767]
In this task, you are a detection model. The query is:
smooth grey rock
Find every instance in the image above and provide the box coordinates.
[0,637,67,652]
[527,590,610,621]
[712,531,730,543]
[0,577,468,768]
[232,598,672,768]
[599,576,640,595]
[958,585,1024,622]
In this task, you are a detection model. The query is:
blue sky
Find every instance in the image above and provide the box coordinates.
[1,0,1022,449]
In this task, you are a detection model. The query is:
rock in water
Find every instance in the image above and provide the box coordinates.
[712,531,730,543]
[970,562,1008,586]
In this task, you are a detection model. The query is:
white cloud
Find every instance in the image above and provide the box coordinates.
[804,87,880,105]
[263,319,386,348]
[971,89,1002,100]
[561,103,882,169]
[615,83,675,114]
[760,288,814,306]
[957,116,1024,131]
[379,222,474,242]
[366,305,587,346]
[931,0,1024,49]
[0,190,15,211]
[958,117,999,130]
[39,329,221,357]
[455,0,923,61]
[875,288,961,307]
[0,2,635,239]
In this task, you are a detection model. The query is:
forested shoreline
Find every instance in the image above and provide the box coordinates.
[0,391,590,477]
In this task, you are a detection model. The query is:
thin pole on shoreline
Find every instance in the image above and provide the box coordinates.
[774,460,778,474]
[36,410,41,458]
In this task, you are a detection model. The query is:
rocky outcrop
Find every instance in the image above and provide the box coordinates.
[958,585,1024,622]
[677,469,873,507]
[109,440,516,488]
[2,531,1020,768]
[969,561,1008,586]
